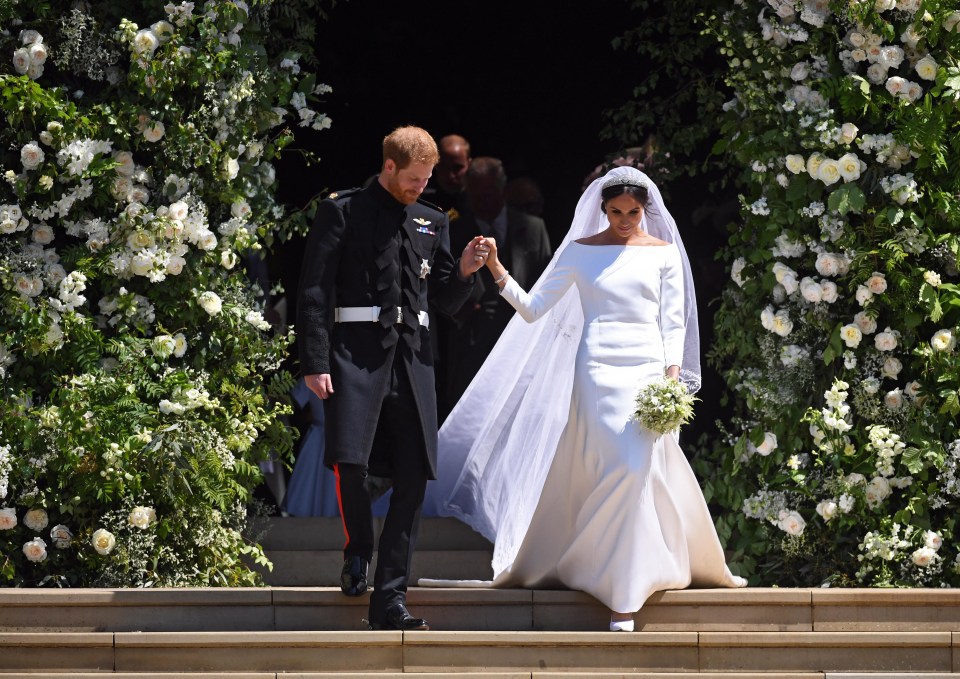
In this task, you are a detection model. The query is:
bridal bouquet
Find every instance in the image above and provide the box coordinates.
[633,378,698,434]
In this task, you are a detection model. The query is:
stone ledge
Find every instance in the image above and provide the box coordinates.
[112,630,402,647]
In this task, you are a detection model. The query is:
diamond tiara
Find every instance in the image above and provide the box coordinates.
[601,175,648,191]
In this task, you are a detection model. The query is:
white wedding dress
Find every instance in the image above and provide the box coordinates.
[480,241,743,613]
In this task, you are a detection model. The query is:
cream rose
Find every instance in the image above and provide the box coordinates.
[817,160,842,186]
[856,285,873,307]
[198,291,223,315]
[50,524,73,549]
[925,531,943,551]
[21,142,45,171]
[912,546,937,567]
[92,528,116,555]
[777,510,806,536]
[864,476,892,507]
[754,432,778,457]
[881,356,902,379]
[815,500,838,522]
[839,122,859,144]
[128,506,157,530]
[820,281,838,303]
[866,272,887,294]
[915,56,938,81]
[854,311,877,334]
[23,538,47,563]
[173,333,188,358]
[0,508,17,530]
[806,153,826,180]
[931,329,956,352]
[884,388,904,410]
[143,121,165,143]
[23,508,49,532]
[874,328,898,352]
[837,153,862,182]
[840,324,863,348]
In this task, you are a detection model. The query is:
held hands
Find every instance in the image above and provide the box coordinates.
[665,365,680,381]
[459,236,489,278]
[306,373,334,400]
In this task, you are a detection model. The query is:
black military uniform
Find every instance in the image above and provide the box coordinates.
[298,180,474,629]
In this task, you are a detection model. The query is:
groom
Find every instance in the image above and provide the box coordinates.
[297,126,485,630]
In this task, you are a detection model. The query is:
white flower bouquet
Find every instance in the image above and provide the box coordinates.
[633,377,698,434]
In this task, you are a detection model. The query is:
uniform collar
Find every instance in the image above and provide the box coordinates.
[369,177,407,212]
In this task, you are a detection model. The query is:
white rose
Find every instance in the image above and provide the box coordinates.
[800,277,823,303]
[881,356,902,379]
[173,333,187,358]
[853,312,877,334]
[21,142,45,170]
[771,310,793,337]
[12,48,30,74]
[837,153,862,182]
[806,153,826,179]
[840,324,863,348]
[874,329,898,352]
[790,62,810,81]
[875,0,895,11]
[755,432,778,456]
[23,508,49,531]
[931,329,956,352]
[92,528,116,555]
[847,30,866,47]
[151,20,175,42]
[731,257,747,287]
[133,29,160,55]
[166,256,186,276]
[28,42,47,66]
[0,508,17,530]
[866,272,887,294]
[924,530,943,551]
[945,11,960,32]
[50,524,73,549]
[912,546,937,567]
[221,250,239,269]
[143,121,165,143]
[113,151,136,177]
[152,334,176,358]
[32,223,54,245]
[198,291,222,315]
[886,76,908,97]
[168,201,189,221]
[785,154,806,174]
[820,281,838,303]
[856,285,873,307]
[760,306,775,331]
[851,48,867,62]
[839,122,859,144]
[915,55,938,81]
[777,510,806,536]
[867,64,888,86]
[904,381,921,399]
[884,388,904,410]
[817,160,842,186]
[224,157,240,180]
[864,476,892,507]
[128,506,157,530]
[815,500,838,522]
[905,82,923,103]
[815,253,840,277]
[230,200,251,220]
[23,538,47,563]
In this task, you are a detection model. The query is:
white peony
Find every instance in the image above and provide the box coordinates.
[23,538,47,563]
[931,329,956,352]
[92,528,116,555]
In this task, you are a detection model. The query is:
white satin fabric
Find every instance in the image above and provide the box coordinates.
[448,242,742,613]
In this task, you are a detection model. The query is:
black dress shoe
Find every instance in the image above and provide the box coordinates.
[368,602,430,630]
[339,556,368,596]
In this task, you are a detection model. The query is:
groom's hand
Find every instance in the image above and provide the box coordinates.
[459,236,488,278]
[306,373,334,399]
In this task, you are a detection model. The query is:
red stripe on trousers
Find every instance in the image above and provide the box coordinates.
[333,463,350,551]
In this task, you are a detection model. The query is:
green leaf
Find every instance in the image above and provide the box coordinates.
[827,185,866,215]
[901,447,923,475]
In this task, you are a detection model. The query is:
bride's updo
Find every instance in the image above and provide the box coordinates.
[599,175,650,213]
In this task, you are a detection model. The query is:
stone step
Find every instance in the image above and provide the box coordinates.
[1,630,958,673]
[255,516,495,586]
[10,673,928,679]
[4,587,960,634]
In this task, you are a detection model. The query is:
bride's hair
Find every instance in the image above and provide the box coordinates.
[599,182,653,215]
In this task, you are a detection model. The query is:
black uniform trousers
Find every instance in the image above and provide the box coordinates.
[333,345,428,622]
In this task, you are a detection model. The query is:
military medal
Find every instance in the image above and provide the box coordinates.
[419,258,431,279]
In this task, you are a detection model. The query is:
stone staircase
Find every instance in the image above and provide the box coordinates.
[1,518,959,677]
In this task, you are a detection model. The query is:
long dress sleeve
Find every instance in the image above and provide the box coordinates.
[499,246,576,323]
[659,244,686,369]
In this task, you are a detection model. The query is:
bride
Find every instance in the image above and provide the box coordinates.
[425,166,746,631]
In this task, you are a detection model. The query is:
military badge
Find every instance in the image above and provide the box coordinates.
[413,217,431,225]
[419,258,432,279]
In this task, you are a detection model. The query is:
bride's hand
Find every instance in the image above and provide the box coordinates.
[479,237,499,270]
[666,365,680,381]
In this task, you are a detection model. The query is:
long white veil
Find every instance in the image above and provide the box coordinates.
[427,166,700,577]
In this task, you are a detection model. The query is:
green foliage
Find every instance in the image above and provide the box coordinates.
[0,0,327,586]
[701,0,960,586]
